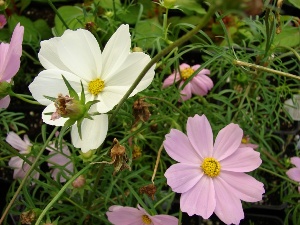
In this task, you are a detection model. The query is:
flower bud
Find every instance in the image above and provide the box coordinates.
[72,175,86,188]
[0,81,11,98]
[162,0,177,9]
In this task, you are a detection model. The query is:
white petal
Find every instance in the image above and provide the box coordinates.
[42,104,68,126]
[71,114,108,153]
[57,29,102,80]
[39,37,71,71]
[101,24,131,80]
[29,69,83,105]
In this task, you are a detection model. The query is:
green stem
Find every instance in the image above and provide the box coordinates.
[108,4,217,125]
[22,50,40,65]
[0,127,59,225]
[87,163,105,209]
[10,92,41,105]
[163,9,169,40]
[35,164,92,225]
[258,167,299,185]
[48,0,69,29]
[233,60,300,80]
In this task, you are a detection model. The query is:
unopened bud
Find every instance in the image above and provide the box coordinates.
[162,0,176,9]
[0,81,11,98]
[72,175,86,188]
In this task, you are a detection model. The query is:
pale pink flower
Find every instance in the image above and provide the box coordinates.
[286,157,300,193]
[0,15,7,29]
[162,63,213,102]
[0,23,24,108]
[6,132,39,180]
[164,114,264,224]
[106,204,178,225]
[46,143,74,183]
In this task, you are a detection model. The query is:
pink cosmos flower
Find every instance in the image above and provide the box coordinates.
[46,143,74,183]
[286,157,300,193]
[0,15,7,29]
[6,132,39,180]
[162,63,213,102]
[106,204,178,225]
[164,114,264,224]
[0,23,24,108]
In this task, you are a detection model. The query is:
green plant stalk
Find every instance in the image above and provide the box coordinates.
[22,50,41,65]
[258,166,299,186]
[35,164,92,225]
[10,92,41,105]
[233,60,300,80]
[0,127,59,225]
[163,9,169,40]
[108,4,218,125]
[48,0,69,29]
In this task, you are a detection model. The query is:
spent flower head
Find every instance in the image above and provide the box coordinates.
[164,114,264,224]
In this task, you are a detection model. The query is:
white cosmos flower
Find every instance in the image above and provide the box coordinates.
[29,24,155,153]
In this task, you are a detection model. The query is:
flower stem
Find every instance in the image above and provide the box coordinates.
[258,166,299,186]
[233,60,300,81]
[48,0,69,29]
[10,92,41,105]
[0,127,59,225]
[109,4,217,124]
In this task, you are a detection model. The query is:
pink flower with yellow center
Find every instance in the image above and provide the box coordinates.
[163,63,213,102]
[106,205,178,225]
[164,114,264,224]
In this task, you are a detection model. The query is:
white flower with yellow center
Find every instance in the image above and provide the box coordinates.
[29,24,155,153]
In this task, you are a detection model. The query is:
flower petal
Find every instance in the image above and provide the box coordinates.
[29,69,83,105]
[213,123,243,161]
[6,132,31,152]
[213,176,244,224]
[180,175,215,219]
[220,147,262,172]
[106,205,143,225]
[164,163,203,193]
[286,168,300,182]
[186,114,214,159]
[71,114,108,153]
[218,171,264,202]
[191,75,213,96]
[42,103,68,126]
[57,29,102,80]
[164,129,201,164]
[151,215,178,225]
[101,24,131,80]
[291,157,300,168]
[179,82,192,101]
[0,95,11,109]
[162,73,181,88]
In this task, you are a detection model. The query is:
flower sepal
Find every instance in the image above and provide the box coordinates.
[0,81,12,98]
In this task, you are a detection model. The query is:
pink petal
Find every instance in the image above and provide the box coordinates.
[180,175,216,219]
[164,129,201,164]
[220,147,262,172]
[162,73,180,88]
[6,132,31,152]
[179,63,191,70]
[291,157,300,168]
[213,177,244,224]
[186,114,214,159]
[213,123,243,161]
[0,95,10,108]
[286,168,300,182]
[218,171,264,202]
[191,75,213,96]
[164,163,203,193]
[106,205,143,225]
[179,81,192,102]
[151,215,178,225]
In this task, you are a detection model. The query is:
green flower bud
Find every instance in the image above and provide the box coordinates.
[0,81,11,98]
[162,0,177,9]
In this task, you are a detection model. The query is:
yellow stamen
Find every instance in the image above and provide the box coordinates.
[180,67,195,80]
[142,215,152,224]
[201,157,221,177]
[88,78,105,95]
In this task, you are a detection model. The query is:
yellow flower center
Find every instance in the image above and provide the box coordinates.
[142,215,152,224]
[180,67,195,80]
[201,157,221,177]
[241,137,248,144]
[88,78,105,95]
